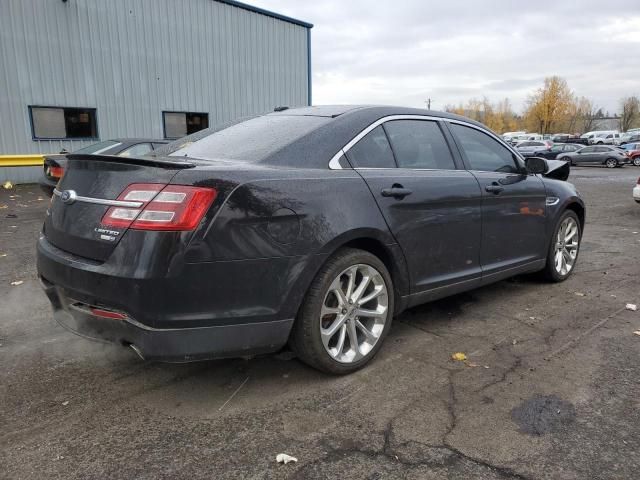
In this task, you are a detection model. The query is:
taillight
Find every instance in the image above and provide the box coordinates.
[101,183,217,231]
[47,165,64,179]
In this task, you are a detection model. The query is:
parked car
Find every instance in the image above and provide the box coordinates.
[620,133,640,146]
[550,134,588,145]
[589,132,620,145]
[37,106,585,374]
[634,177,640,203]
[39,139,169,196]
[534,143,582,159]
[558,145,629,168]
[515,140,553,156]
[621,143,640,166]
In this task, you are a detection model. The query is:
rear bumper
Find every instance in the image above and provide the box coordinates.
[41,276,292,361]
[37,234,324,361]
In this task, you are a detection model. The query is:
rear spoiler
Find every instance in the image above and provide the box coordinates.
[66,154,196,169]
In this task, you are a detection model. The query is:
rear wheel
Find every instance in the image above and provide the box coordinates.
[542,210,581,282]
[290,248,394,374]
[605,158,617,168]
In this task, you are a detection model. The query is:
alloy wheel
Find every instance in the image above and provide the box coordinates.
[605,159,616,168]
[319,264,388,363]
[554,217,579,276]
[633,157,640,167]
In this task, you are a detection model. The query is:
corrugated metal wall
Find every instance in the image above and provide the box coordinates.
[0,0,310,160]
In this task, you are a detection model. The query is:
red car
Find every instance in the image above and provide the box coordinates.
[622,142,640,166]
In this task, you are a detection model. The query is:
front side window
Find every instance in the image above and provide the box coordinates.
[163,111,209,139]
[384,120,455,169]
[449,123,519,173]
[345,126,396,168]
[30,106,98,140]
[580,146,594,153]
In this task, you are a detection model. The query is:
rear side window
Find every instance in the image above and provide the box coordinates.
[345,126,396,168]
[118,143,153,157]
[450,123,519,173]
[384,120,455,169]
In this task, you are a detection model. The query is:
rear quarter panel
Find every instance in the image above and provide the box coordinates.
[171,167,407,320]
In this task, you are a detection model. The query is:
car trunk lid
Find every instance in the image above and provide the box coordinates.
[44,155,194,261]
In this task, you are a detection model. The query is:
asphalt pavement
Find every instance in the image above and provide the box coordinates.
[1,166,639,479]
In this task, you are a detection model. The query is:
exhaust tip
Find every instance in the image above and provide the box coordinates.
[129,344,145,360]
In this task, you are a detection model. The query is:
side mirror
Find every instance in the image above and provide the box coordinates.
[525,157,548,174]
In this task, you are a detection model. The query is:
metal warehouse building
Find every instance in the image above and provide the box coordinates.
[0,0,312,182]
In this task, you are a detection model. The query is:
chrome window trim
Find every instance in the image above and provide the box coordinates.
[53,188,144,208]
[328,114,525,170]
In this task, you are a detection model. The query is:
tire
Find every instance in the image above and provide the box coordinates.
[541,210,581,282]
[290,248,394,374]
[605,158,617,168]
[633,157,640,167]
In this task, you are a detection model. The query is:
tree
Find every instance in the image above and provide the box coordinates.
[575,97,598,134]
[620,96,640,132]
[523,77,575,134]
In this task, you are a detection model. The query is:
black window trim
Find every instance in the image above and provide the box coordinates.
[328,115,525,172]
[28,105,99,141]
[162,110,209,140]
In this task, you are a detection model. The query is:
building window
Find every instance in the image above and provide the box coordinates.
[163,111,209,139]
[29,106,98,140]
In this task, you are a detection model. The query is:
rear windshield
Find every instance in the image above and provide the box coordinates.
[169,115,330,162]
[73,140,121,154]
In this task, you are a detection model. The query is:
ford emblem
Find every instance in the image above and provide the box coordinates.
[60,190,77,205]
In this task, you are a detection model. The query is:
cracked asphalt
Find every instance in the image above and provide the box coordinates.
[1,167,639,480]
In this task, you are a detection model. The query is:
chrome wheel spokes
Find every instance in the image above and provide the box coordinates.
[320,264,388,363]
[554,217,579,276]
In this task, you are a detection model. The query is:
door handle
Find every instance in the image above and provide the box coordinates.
[381,184,413,199]
[485,183,504,194]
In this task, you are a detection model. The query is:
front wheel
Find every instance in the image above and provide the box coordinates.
[290,248,394,374]
[542,210,581,282]
[605,158,617,168]
[633,157,640,167]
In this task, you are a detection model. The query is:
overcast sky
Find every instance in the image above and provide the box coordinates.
[252,0,640,114]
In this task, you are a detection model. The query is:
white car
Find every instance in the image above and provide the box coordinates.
[634,177,640,204]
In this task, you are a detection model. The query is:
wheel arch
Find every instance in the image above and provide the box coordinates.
[565,201,585,232]
[284,229,410,326]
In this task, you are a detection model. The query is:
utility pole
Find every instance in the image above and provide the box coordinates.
[424,98,432,110]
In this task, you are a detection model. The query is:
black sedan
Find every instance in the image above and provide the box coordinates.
[37,106,585,374]
[534,143,582,160]
[557,145,630,168]
[39,139,169,195]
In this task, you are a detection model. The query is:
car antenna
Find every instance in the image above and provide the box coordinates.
[274,106,289,112]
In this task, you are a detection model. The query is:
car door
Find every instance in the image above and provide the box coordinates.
[345,120,483,294]
[446,122,547,282]
[574,146,596,164]
[593,146,611,164]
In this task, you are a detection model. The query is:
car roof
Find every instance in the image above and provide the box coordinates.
[111,138,169,144]
[269,105,488,127]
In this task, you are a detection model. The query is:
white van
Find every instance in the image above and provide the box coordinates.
[589,131,620,145]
